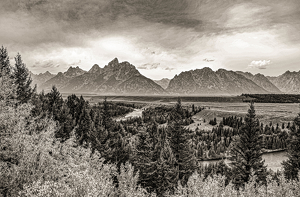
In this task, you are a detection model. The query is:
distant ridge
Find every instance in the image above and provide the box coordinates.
[154,78,170,89]
[30,71,55,87]
[267,70,300,93]
[236,71,281,93]
[166,67,268,95]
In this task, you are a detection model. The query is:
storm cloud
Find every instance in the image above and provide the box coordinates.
[1,0,300,78]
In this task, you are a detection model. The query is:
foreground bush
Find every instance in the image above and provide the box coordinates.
[171,171,300,197]
[0,103,153,197]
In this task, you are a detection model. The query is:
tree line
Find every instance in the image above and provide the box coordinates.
[242,93,300,103]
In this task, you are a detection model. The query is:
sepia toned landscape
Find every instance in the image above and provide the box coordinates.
[2,0,300,196]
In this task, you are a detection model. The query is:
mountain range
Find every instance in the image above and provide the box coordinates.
[30,58,300,95]
[37,58,166,95]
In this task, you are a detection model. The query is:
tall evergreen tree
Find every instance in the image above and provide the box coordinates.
[75,107,92,145]
[229,102,267,187]
[152,127,177,196]
[0,46,10,77]
[131,131,154,190]
[89,111,108,153]
[102,97,113,130]
[282,109,300,180]
[13,53,35,104]
[0,47,15,106]
[66,94,80,119]
[46,86,63,119]
[169,122,197,185]
[55,104,73,141]
[169,99,197,185]
[74,95,87,125]
[0,68,15,108]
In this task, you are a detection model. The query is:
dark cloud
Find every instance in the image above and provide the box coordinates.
[1,0,300,76]
[1,0,201,32]
[2,0,300,49]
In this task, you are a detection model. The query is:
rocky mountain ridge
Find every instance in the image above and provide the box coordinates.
[236,71,281,93]
[31,60,300,95]
[267,70,300,93]
[166,67,268,95]
[35,58,166,95]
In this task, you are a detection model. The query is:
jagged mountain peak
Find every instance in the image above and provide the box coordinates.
[88,64,101,74]
[64,66,86,77]
[44,71,52,75]
[66,66,81,72]
[108,58,119,66]
[104,58,136,71]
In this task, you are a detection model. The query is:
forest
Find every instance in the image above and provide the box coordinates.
[1,47,300,196]
[242,94,300,103]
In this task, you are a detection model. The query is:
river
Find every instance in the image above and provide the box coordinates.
[115,108,143,121]
[199,150,288,171]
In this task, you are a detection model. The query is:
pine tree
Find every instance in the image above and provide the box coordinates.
[0,68,16,108]
[132,125,177,196]
[55,104,73,141]
[89,111,108,153]
[169,121,197,185]
[13,53,35,104]
[282,109,300,180]
[0,47,16,107]
[152,128,177,196]
[229,102,267,187]
[46,86,63,119]
[94,112,106,141]
[131,131,154,190]
[102,97,113,130]
[0,46,10,77]
[76,107,92,145]
[66,94,80,119]
[168,99,197,186]
[74,95,87,125]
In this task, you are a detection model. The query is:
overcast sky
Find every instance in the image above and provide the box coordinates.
[1,0,300,79]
